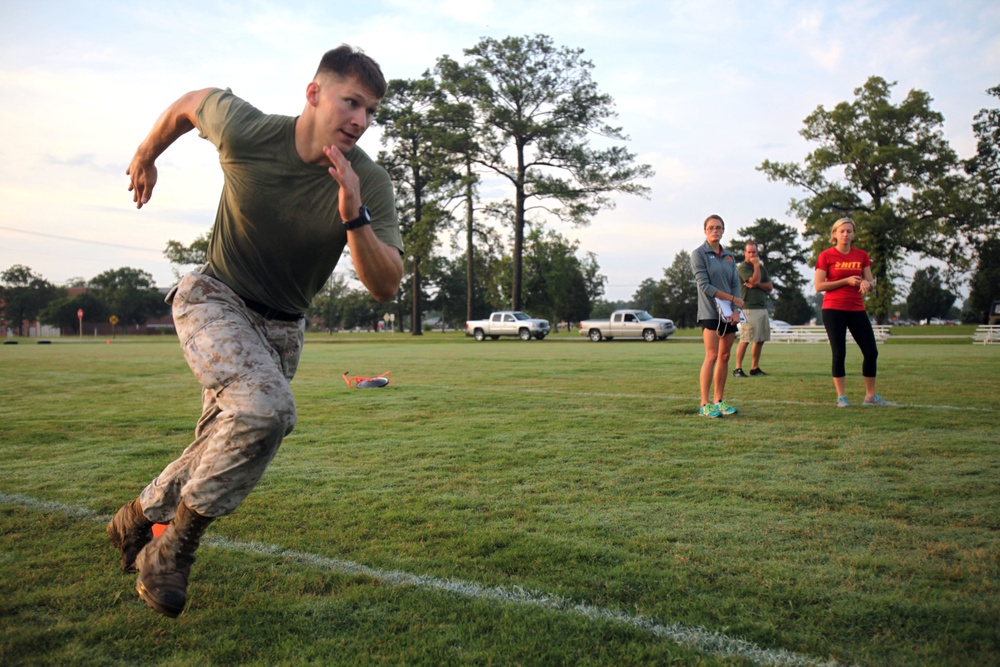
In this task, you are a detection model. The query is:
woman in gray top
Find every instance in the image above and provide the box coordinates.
[690,214,745,418]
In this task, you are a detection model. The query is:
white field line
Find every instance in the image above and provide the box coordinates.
[405,384,986,412]
[2,491,850,667]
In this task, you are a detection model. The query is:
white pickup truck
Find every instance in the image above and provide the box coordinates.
[578,310,676,342]
[466,311,551,341]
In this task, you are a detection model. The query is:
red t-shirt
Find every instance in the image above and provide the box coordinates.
[817,246,871,311]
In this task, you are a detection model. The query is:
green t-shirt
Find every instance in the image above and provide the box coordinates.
[196,88,402,315]
[737,261,771,309]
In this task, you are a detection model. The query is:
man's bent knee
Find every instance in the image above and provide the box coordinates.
[239,390,297,442]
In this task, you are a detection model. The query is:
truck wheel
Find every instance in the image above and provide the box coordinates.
[473,329,486,341]
[519,328,531,341]
[535,333,547,340]
[642,329,657,342]
[589,329,603,342]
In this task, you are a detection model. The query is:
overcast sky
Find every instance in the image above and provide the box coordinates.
[1,0,997,301]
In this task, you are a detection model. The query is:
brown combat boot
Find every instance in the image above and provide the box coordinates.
[107,497,154,573]
[135,501,214,618]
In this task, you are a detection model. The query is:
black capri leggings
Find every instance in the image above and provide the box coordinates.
[821,309,878,378]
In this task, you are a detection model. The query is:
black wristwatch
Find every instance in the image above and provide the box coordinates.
[343,205,372,231]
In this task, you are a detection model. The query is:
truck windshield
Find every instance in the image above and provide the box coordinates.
[636,311,654,321]
[513,312,530,320]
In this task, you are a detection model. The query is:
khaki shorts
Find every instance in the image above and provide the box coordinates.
[738,309,771,343]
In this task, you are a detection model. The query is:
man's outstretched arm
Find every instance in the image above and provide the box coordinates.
[127,88,215,209]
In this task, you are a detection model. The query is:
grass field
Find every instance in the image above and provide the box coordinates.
[2,330,998,666]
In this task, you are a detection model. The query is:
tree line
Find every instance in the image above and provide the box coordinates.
[369,44,998,329]
[4,37,999,334]
[618,217,972,327]
[0,265,168,336]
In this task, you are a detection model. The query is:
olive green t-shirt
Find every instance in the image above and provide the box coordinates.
[737,261,771,309]
[196,88,403,315]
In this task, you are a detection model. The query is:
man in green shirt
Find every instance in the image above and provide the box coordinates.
[107,46,403,618]
[733,242,773,377]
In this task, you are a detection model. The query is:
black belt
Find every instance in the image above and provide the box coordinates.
[201,265,303,322]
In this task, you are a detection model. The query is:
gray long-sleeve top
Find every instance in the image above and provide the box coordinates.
[690,241,742,321]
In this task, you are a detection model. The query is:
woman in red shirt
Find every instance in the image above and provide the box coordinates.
[814,218,892,407]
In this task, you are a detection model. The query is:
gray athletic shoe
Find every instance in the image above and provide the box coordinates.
[863,394,894,406]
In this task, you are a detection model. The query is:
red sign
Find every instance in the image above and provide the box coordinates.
[77,309,84,319]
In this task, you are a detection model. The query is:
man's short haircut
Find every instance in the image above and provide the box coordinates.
[316,45,387,100]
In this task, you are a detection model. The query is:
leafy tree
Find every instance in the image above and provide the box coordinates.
[758,76,975,323]
[308,272,351,333]
[522,228,603,325]
[378,75,466,335]
[427,63,484,322]
[437,34,653,310]
[966,85,1000,226]
[906,267,956,322]
[339,288,383,331]
[461,226,513,317]
[808,291,825,318]
[423,256,474,330]
[630,278,660,313]
[579,253,606,310]
[963,237,1000,323]
[730,218,809,300]
[457,156,482,322]
[0,265,62,336]
[658,250,698,328]
[773,286,816,325]
[39,291,111,334]
[164,232,210,277]
[962,86,1000,322]
[588,299,629,319]
[89,267,168,329]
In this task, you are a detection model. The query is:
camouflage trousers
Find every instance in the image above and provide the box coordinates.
[139,270,304,521]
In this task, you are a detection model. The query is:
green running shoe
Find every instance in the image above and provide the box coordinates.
[699,403,722,418]
[715,400,738,415]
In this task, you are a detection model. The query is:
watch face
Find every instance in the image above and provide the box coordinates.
[345,205,372,230]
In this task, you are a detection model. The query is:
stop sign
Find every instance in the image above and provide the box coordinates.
[77,309,83,319]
